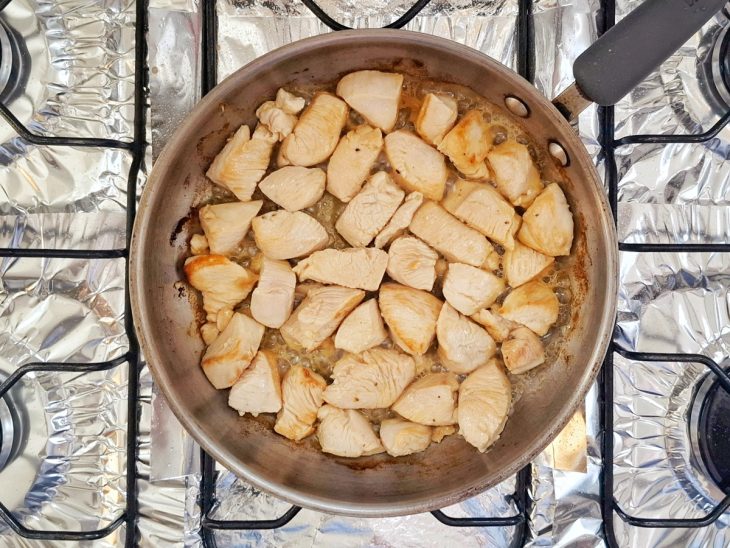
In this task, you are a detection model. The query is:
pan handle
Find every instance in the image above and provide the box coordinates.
[553,0,726,121]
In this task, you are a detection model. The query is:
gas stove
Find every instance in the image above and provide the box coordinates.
[0,0,729,546]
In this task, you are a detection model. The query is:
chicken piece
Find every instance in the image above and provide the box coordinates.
[470,308,518,343]
[274,365,327,441]
[190,234,209,255]
[316,405,384,457]
[486,141,543,208]
[379,283,442,356]
[374,192,424,248]
[384,130,448,201]
[280,93,348,166]
[392,372,459,426]
[228,351,282,416]
[502,326,546,374]
[499,280,559,336]
[438,111,493,179]
[255,88,306,141]
[200,322,219,345]
[252,210,329,260]
[258,167,326,212]
[386,236,438,291]
[409,201,493,268]
[250,257,296,328]
[216,308,234,331]
[275,88,306,114]
[379,418,432,457]
[458,359,512,452]
[335,171,404,247]
[336,70,403,132]
[334,299,388,354]
[292,248,388,291]
[184,255,258,316]
[442,178,521,249]
[442,263,505,316]
[206,124,277,201]
[280,285,365,351]
[323,348,415,409]
[504,241,554,287]
[199,201,263,256]
[437,302,497,374]
[517,183,574,257]
[326,125,383,202]
[432,425,456,443]
[416,93,458,146]
[200,312,265,389]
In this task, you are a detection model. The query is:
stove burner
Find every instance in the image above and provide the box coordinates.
[0,17,26,104]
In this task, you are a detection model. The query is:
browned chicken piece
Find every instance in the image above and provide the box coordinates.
[431,425,457,443]
[458,359,512,452]
[274,365,327,441]
[335,171,405,247]
[504,240,554,287]
[199,200,263,256]
[374,192,424,249]
[379,418,432,457]
[252,210,329,260]
[334,299,388,354]
[409,201,493,268]
[502,326,546,374]
[258,167,326,211]
[280,285,365,351]
[486,141,543,208]
[499,280,559,336]
[200,322,219,345]
[392,372,459,426]
[293,247,388,291]
[280,93,349,166]
[470,308,519,343]
[415,93,458,146]
[384,130,448,201]
[184,255,258,316]
[255,88,306,141]
[190,234,209,256]
[316,405,385,457]
[379,282,442,356]
[250,257,296,328]
[442,263,505,316]
[438,110,493,179]
[228,351,282,416]
[326,125,383,202]
[323,348,416,409]
[442,178,521,249]
[386,236,438,291]
[216,309,234,331]
[437,302,497,374]
[518,183,574,257]
[336,70,404,132]
[206,124,277,201]
[201,312,265,389]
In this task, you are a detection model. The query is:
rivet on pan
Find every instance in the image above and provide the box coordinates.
[548,141,569,167]
[504,96,529,118]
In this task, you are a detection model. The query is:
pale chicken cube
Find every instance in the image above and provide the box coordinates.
[199,201,263,256]
[379,283,442,356]
[504,241,554,287]
[386,236,438,291]
[379,418,432,457]
[486,141,543,208]
[274,365,327,441]
[442,263,505,316]
[280,93,348,166]
[470,308,518,343]
[518,183,574,257]
[280,285,365,351]
[335,171,404,247]
[190,234,209,255]
[442,178,521,249]
[326,125,383,202]
[499,280,559,336]
[200,322,219,345]
[336,70,403,132]
[201,312,265,389]
[415,93,458,146]
[323,348,416,409]
[255,88,306,141]
[502,326,546,374]
[409,201,493,268]
[374,192,424,248]
[458,359,512,452]
[184,255,258,316]
[316,405,384,457]
[250,257,296,328]
[228,351,282,416]
[258,167,326,212]
[292,247,388,291]
[432,425,457,443]
[391,372,459,426]
[438,111,493,179]
[334,299,388,354]
[216,308,234,331]
[437,302,496,374]
[206,124,277,201]
[275,88,306,114]
[384,130,448,201]
[252,210,329,260]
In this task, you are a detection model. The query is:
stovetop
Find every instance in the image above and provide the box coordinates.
[1,0,730,546]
